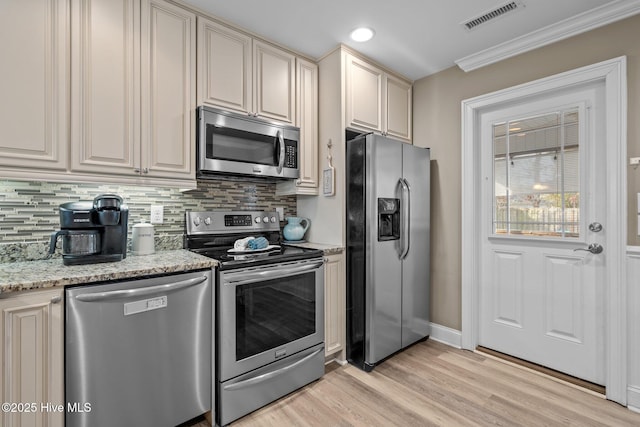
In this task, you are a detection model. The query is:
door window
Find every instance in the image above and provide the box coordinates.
[235,271,316,361]
[493,108,580,238]
[206,124,278,165]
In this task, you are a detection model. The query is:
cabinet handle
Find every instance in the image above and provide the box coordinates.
[51,296,61,304]
[134,168,141,173]
[142,168,149,174]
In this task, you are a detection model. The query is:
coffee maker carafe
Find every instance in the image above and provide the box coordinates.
[49,194,129,265]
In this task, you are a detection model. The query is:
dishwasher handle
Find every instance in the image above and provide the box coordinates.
[74,275,208,302]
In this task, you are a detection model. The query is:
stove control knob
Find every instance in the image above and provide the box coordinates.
[254,217,262,223]
[263,216,270,224]
[270,216,277,223]
[204,217,211,225]
[193,217,201,226]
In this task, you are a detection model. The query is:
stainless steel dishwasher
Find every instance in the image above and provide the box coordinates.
[65,269,212,427]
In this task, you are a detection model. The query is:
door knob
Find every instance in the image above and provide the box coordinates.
[573,243,603,254]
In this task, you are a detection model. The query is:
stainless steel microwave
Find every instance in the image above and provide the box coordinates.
[197,106,300,180]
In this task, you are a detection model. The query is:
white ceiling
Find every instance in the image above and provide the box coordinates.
[181,0,640,80]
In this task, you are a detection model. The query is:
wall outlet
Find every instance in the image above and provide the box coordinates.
[150,205,164,224]
[275,207,285,221]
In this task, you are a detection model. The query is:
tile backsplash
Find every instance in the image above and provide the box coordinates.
[0,178,296,262]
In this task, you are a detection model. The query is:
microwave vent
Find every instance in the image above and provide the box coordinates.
[462,1,524,31]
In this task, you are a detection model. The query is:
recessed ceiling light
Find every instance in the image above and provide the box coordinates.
[350,27,375,42]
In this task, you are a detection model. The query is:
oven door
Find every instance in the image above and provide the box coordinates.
[218,257,324,382]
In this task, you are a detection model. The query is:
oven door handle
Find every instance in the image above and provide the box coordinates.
[276,129,285,174]
[73,276,208,302]
[222,347,324,392]
[224,261,323,286]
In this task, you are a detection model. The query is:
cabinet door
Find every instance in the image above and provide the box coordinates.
[0,289,64,427]
[0,0,68,171]
[345,54,384,133]
[385,75,412,143]
[296,59,319,191]
[197,17,252,114]
[253,41,295,124]
[141,0,196,179]
[324,253,345,359]
[70,0,141,175]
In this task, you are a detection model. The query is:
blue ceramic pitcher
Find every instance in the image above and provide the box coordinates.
[283,217,310,241]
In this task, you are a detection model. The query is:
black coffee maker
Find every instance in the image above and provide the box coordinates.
[49,194,129,265]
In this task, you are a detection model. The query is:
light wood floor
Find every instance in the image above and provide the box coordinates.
[193,340,640,426]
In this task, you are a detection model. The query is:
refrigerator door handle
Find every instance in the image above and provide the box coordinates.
[400,178,411,260]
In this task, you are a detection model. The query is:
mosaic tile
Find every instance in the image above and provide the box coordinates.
[0,178,297,262]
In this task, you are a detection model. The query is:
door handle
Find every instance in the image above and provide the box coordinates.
[400,178,410,260]
[223,261,323,286]
[573,243,603,254]
[222,347,323,391]
[276,130,285,174]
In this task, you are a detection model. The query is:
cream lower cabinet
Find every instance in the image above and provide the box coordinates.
[345,53,412,143]
[70,0,196,184]
[0,0,69,172]
[197,18,295,125]
[324,252,345,361]
[0,289,64,427]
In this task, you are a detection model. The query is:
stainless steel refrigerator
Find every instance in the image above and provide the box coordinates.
[346,133,430,371]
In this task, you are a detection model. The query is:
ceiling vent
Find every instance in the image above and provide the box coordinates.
[462,1,525,31]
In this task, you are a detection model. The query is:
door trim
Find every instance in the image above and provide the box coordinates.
[461,56,627,404]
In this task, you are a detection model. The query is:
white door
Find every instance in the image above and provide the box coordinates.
[478,81,606,384]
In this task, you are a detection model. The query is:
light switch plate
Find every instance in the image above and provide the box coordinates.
[150,205,164,224]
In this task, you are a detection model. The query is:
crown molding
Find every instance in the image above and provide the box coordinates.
[455,0,640,72]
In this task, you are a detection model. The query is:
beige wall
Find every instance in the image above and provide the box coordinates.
[413,14,640,331]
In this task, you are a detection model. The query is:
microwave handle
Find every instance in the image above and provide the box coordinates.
[276,130,285,174]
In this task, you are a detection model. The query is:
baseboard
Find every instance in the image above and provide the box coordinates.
[628,386,640,412]
[429,323,462,348]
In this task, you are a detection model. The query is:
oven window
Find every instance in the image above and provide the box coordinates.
[206,124,277,166]
[236,271,316,361]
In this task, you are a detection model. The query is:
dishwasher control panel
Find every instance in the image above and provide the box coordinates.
[124,295,168,316]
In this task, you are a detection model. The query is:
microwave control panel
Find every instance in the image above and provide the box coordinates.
[284,140,297,168]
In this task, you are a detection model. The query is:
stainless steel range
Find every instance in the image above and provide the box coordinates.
[185,210,325,426]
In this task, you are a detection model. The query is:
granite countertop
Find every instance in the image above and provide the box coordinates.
[0,250,217,295]
[283,242,344,255]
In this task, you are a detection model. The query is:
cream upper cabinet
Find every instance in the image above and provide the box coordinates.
[0,0,69,172]
[385,74,413,142]
[197,18,295,124]
[276,58,319,196]
[197,18,252,114]
[0,289,64,427]
[141,0,196,180]
[253,40,296,124]
[345,53,413,143]
[324,252,346,360]
[70,0,141,176]
[70,0,195,183]
[345,54,384,134]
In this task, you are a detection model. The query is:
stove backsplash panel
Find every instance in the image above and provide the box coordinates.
[0,179,297,262]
